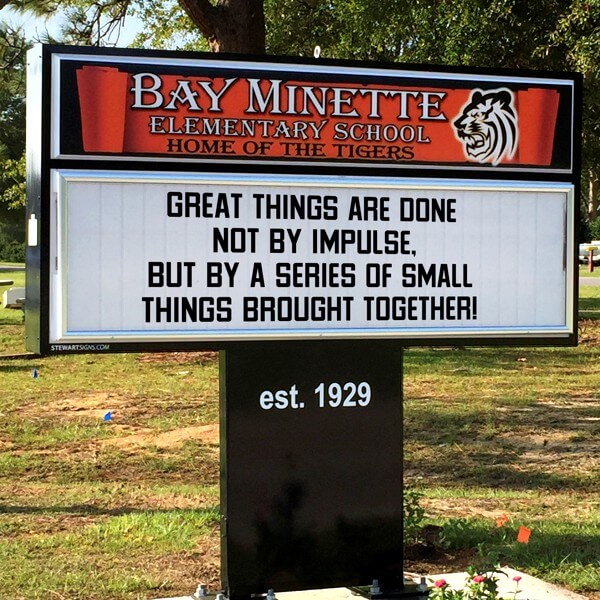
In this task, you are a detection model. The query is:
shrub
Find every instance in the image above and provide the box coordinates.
[590,217,600,241]
[0,217,25,262]
[0,238,25,262]
[403,487,426,544]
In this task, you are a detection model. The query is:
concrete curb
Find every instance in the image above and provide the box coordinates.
[153,568,590,600]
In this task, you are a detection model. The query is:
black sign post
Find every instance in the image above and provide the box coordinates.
[220,342,405,599]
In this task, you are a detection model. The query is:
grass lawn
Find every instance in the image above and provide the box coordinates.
[579,264,600,278]
[0,266,26,355]
[0,270,598,599]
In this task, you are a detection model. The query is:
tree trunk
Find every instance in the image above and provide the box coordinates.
[178,0,265,54]
[589,168,599,223]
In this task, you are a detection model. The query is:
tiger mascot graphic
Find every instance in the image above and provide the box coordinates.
[453,88,518,166]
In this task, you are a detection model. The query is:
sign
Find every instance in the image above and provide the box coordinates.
[54,54,575,172]
[25,44,582,599]
[221,343,404,596]
[48,171,573,350]
[25,46,581,353]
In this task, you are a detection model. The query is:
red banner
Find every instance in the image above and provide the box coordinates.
[74,64,561,167]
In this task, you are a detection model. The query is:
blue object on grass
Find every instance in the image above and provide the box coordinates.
[103,411,113,422]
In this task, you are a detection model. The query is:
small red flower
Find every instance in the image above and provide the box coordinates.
[513,575,522,582]
[434,579,447,588]
[472,575,486,584]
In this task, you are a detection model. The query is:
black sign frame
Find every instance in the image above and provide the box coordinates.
[25,45,582,355]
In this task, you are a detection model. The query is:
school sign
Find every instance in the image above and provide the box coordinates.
[24,46,580,354]
[25,45,581,599]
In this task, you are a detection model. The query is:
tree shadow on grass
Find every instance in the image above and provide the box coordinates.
[507,530,600,568]
[406,345,591,373]
[0,363,38,373]
[404,399,599,491]
[0,503,219,518]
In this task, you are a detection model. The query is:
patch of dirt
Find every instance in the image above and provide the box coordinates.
[579,319,600,346]
[0,513,103,539]
[494,399,600,476]
[501,429,597,461]
[104,423,219,450]
[137,351,218,365]
[55,392,122,419]
[142,544,221,595]
[0,482,219,516]
[537,396,600,408]
[421,498,513,521]
[19,391,129,420]
[404,527,480,580]
[421,494,599,523]
[15,388,221,459]
[404,546,478,577]
[406,391,600,489]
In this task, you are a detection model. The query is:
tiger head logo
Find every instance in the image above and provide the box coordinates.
[453,88,518,166]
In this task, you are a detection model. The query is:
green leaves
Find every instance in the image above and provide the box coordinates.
[0,155,26,209]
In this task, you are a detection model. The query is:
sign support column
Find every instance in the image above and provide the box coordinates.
[220,342,405,598]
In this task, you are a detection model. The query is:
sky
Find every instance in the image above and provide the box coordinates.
[1,6,64,39]
[0,5,141,46]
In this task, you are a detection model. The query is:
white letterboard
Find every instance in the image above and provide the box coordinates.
[49,170,574,343]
